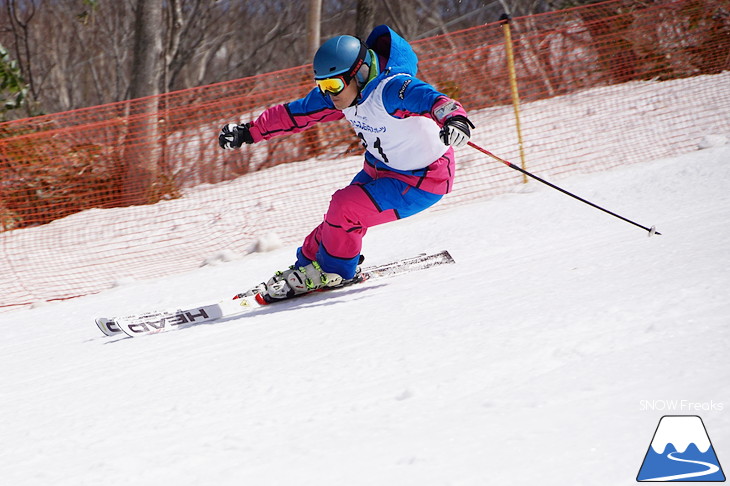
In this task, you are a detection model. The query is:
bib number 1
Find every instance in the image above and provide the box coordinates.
[358,132,390,165]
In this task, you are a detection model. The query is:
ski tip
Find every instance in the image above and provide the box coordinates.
[95,317,121,336]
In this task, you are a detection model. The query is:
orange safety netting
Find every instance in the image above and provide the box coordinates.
[1,0,729,308]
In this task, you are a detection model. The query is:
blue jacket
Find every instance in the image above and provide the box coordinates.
[247,25,467,194]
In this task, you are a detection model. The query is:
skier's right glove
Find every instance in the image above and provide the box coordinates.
[219,123,254,149]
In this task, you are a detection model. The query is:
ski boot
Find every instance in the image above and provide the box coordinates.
[264,261,346,301]
[233,257,363,302]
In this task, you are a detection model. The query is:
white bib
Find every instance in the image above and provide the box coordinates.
[343,75,448,171]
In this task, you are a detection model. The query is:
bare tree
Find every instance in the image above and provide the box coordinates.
[129,0,163,100]
[123,0,164,205]
[0,0,593,119]
[4,0,38,116]
[355,0,375,40]
[307,0,322,59]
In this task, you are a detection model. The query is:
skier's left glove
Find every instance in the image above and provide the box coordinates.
[440,115,475,148]
[219,123,254,149]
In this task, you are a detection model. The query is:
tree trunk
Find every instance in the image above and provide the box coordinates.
[306,0,322,60]
[123,0,164,206]
[306,0,324,158]
[355,0,375,41]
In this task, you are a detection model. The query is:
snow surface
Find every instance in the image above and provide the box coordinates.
[1,144,729,485]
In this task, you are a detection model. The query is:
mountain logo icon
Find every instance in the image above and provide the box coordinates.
[637,415,726,482]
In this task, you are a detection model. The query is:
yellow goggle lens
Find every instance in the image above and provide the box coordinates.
[316,77,346,95]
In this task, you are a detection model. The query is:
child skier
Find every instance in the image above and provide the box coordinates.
[219,25,474,301]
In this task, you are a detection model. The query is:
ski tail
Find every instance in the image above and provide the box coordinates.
[361,250,454,279]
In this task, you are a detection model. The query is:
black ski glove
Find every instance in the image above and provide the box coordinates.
[219,123,254,149]
[440,115,475,148]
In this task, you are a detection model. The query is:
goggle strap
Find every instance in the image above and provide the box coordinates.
[342,41,368,85]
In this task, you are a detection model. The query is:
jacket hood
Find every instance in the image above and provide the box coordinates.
[365,25,418,76]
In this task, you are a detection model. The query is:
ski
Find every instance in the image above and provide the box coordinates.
[95,317,122,336]
[99,250,454,338]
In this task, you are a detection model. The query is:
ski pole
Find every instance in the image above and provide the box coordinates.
[467,141,661,236]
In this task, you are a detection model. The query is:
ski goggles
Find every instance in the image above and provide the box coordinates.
[315,76,348,95]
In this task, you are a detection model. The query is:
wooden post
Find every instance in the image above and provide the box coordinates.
[500,14,528,184]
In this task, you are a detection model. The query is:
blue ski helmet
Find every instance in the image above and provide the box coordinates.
[313,35,371,85]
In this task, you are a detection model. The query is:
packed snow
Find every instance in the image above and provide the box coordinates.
[1,140,728,485]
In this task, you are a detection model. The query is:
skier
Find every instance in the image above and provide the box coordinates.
[219,25,474,301]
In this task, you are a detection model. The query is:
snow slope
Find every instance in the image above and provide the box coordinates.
[1,144,729,485]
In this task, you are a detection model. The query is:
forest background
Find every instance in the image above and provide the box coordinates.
[1,0,588,120]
